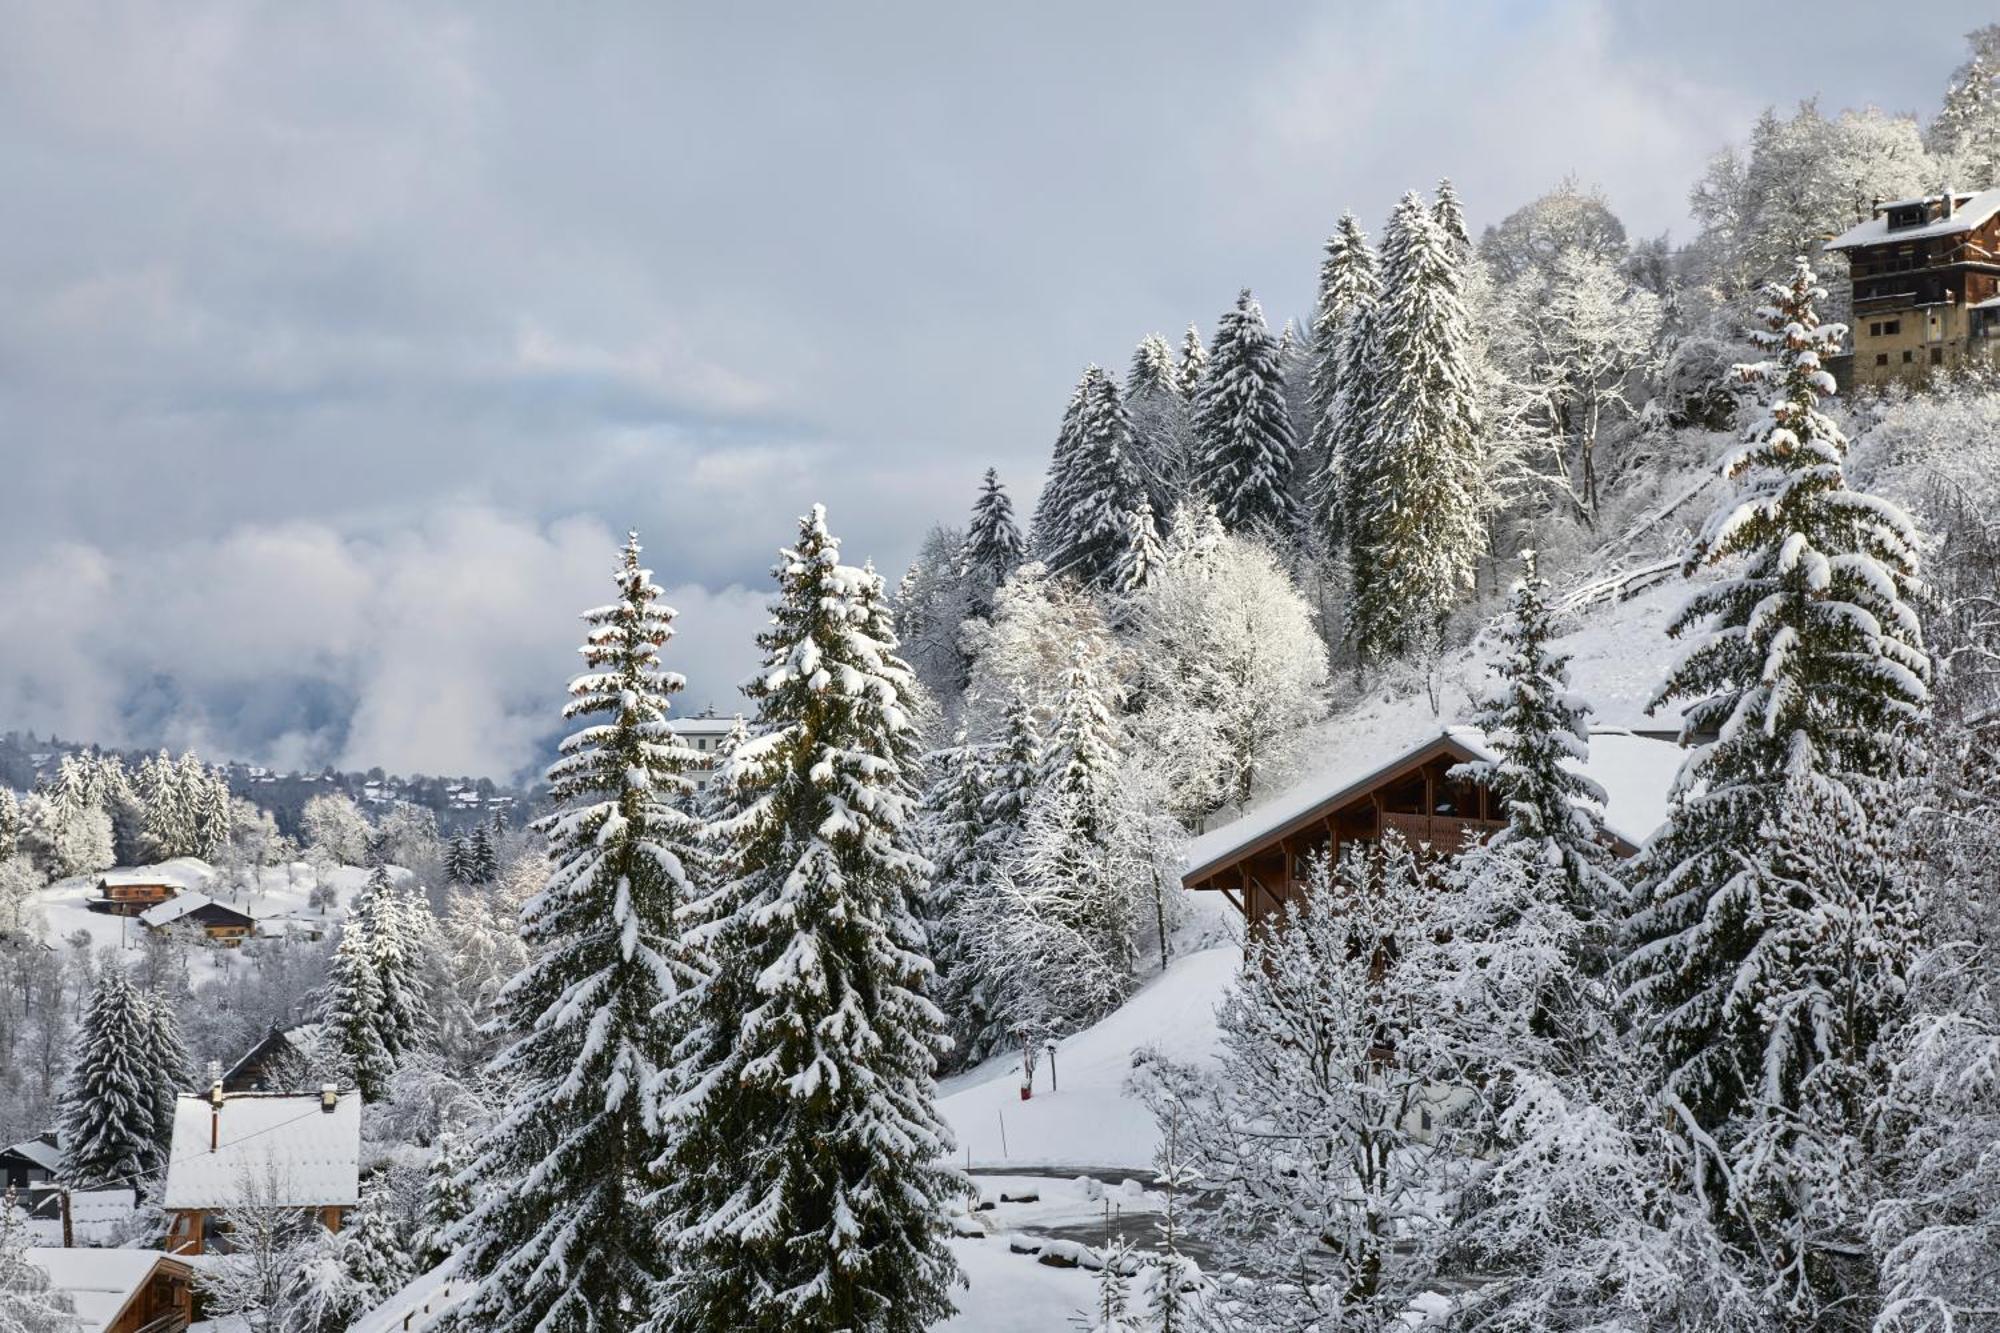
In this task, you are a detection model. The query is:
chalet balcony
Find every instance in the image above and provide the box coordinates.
[1378,810,1504,853]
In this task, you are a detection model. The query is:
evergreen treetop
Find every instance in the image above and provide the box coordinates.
[1192,289,1300,536]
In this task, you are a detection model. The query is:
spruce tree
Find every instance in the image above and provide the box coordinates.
[57,967,160,1190]
[1038,367,1144,588]
[324,920,394,1100]
[1618,260,1930,1318]
[962,467,1026,596]
[136,991,192,1165]
[1346,191,1485,664]
[1307,213,1379,540]
[468,825,497,885]
[1192,290,1299,535]
[1031,373,1092,560]
[1454,552,1622,929]
[653,506,965,1332]
[921,729,991,1068]
[417,1128,475,1270]
[1127,333,1193,513]
[1111,498,1166,597]
[447,532,706,1333]
[1174,323,1208,401]
[0,788,17,862]
[342,1188,415,1311]
[443,835,470,886]
[1433,175,1471,253]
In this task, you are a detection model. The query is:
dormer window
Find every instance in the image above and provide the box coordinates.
[1886,205,1926,231]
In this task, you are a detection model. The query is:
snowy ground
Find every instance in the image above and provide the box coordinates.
[25,858,383,971]
[938,944,1239,1172]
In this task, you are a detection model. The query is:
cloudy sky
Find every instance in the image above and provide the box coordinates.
[0,1,1985,779]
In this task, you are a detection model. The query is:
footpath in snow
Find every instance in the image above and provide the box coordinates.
[937,944,1238,1173]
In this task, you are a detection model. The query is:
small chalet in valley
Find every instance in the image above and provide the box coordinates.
[1182,726,1681,924]
[88,871,185,917]
[140,891,256,946]
[1825,186,2000,388]
[161,1082,362,1256]
[0,1132,60,1191]
[25,1248,194,1333]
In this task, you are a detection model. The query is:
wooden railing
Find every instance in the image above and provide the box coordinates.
[1378,812,1503,851]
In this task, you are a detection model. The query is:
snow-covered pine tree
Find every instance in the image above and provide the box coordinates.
[1040,367,1146,589]
[1192,290,1299,536]
[1147,1112,1203,1333]
[980,695,1041,846]
[918,727,989,987]
[1346,191,1485,665]
[1617,259,1931,1320]
[345,867,433,1066]
[416,1128,474,1270]
[962,467,1026,599]
[57,967,160,1190]
[1032,372,1093,562]
[0,789,17,862]
[1111,498,1165,598]
[1174,323,1207,402]
[468,825,497,885]
[1306,212,1379,542]
[323,918,394,1100]
[445,532,706,1333]
[136,990,192,1171]
[1127,333,1195,513]
[1087,1235,1138,1332]
[1453,552,1621,931]
[342,1188,414,1311]
[1928,29,2000,187]
[443,835,470,886]
[0,1194,74,1333]
[653,505,965,1333]
[1433,175,1471,253]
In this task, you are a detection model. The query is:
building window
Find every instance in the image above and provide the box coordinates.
[1904,350,1915,363]
[1883,320,1901,335]
[1875,353,1889,366]
[1931,347,1944,365]
[1870,322,1882,337]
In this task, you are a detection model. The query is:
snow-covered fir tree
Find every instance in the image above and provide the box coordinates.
[1346,190,1485,665]
[1306,211,1378,540]
[1433,175,1471,252]
[1146,1112,1203,1333]
[0,1195,74,1333]
[443,834,471,886]
[1618,259,1931,1324]
[0,790,17,862]
[57,967,161,1190]
[918,726,990,995]
[467,824,497,885]
[1127,333,1197,513]
[1192,290,1299,536]
[323,918,394,1100]
[416,1127,475,1269]
[1927,27,2000,201]
[1174,323,1207,402]
[135,989,191,1172]
[1111,497,1165,597]
[652,506,965,1333]
[341,1189,415,1316]
[446,532,706,1333]
[962,467,1026,601]
[1453,552,1622,931]
[1036,365,1146,588]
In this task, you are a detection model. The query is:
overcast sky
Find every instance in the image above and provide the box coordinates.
[0,1,1986,779]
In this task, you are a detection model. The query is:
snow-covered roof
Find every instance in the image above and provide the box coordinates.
[2,1134,61,1172]
[161,1091,362,1211]
[349,1256,469,1333]
[138,891,254,928]
[668,715,741,736]
[1182,725,1684,884]
[96,870,185,889]
[24,1247,185,1331]
[1823,187,2000,251]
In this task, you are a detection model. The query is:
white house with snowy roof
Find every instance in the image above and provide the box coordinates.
[161,1084,362,1255]
[1182,725,1681,923]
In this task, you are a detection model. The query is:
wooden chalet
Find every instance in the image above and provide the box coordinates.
[139,892,255,947]
[1182,725,1681,926]
[221,1022,325,1092]
[1825,186,2000,389]
[24,1247,194,1333]
[89,872,185,917]
[161,1084,361,1255]
[0,1132,60,1191]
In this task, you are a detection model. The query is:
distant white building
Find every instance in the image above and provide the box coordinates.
[669,710,746,789]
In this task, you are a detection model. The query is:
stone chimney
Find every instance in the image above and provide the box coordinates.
[320,1083,339,1114]
[207,1061,224,1152]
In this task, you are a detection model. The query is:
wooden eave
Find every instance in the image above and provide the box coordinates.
[1180,734,1486,890]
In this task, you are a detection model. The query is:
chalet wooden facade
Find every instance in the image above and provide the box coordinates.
[161,1085,361,1256]
[1826,187,2000,389]
[1182,726,1679,925]
[0,1132,60,1191]
[25,1248,194,1333]
[89,873,184,917]
[140,893,256,947]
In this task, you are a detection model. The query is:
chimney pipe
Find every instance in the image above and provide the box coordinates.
[320,1084,338,1114]
[208,1060,223,1152]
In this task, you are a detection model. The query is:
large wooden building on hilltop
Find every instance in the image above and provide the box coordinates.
[1826,186,2000,388]
[1181,726,1682,925]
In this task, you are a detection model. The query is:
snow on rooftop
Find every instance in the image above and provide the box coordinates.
[4,1135,61,1172]
[25,1247,175,1331]
[1824,187,2000,250]
[349,1256,468,1333]
[161,1091,362,1212]
[1181,725,1683,881]
[138,891,218,927]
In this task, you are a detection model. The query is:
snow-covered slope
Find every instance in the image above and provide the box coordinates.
[938,944,1239,1172]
